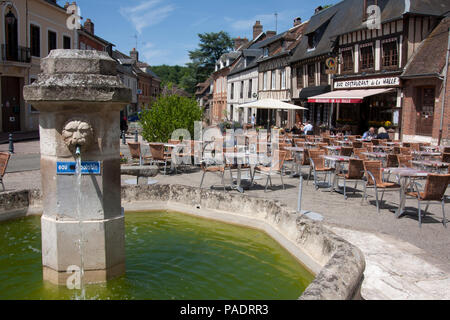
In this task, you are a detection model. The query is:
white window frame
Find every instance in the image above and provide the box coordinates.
[281,69,286,89]
[29,21,42,58]
[271,70,276,90]
[46,28,58,54]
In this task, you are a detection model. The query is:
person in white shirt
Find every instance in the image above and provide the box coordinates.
[303,121,313,135]
[251,114,256,128]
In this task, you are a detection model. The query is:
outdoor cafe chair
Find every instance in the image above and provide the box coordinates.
[0,152,11,191]
[397,155,413,168]
[441,153,450,163]
[354,148,368,160]
[127,142,151,166]
[340,147,353,157]
[307,149,335,190]
[362,142,373,152]
[371,139,380,146]
[199,160,226,191]
[252,150,287,192]
[362,160,401,213]
[335,159,365,199]
[386,154,399,168]
[405,174,450,228]
[149,143,172,175]
[352,141,363,149]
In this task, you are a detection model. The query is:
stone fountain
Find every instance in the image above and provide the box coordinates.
[23,50,131,285]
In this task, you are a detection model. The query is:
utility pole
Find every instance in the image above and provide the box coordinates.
[275,12,278,34]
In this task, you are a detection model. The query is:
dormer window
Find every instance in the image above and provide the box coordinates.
[307,34,316,50]
[263,48,269,57]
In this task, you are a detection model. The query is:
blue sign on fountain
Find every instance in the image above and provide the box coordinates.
[57,161,101,175]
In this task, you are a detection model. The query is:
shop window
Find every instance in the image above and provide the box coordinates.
[341,48,353,72]
[320,61,328,85]
[382,39,398,68]
[360,44,374,70]
[296,67,303,88]
[30,25,40,57]
[48,30,57,53]
[307,64,315,87]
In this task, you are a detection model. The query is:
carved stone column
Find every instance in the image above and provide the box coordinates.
[24,50,131,285]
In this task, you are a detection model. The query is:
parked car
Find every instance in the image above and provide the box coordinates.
[128,112,141,122]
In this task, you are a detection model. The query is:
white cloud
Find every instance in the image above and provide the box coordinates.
[119,0,175,34]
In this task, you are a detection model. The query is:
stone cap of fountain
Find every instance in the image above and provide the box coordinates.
[23,50,131,107]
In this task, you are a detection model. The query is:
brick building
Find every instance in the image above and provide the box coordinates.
[76,17,114,56]
[401,15,450,145]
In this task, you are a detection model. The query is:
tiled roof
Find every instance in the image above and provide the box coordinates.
[290,0,450,65]
[402,15,450,78]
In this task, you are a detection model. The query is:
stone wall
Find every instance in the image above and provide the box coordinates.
[0,185,366,300]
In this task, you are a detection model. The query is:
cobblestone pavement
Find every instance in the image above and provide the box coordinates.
[3,139,450,299]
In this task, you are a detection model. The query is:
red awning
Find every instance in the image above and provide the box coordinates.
[308,88,395,104]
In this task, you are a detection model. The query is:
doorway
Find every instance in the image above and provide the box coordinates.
[1,77,21,132]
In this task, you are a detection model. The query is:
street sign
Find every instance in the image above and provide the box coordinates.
[325,57,337,74]
[57,161,102,175]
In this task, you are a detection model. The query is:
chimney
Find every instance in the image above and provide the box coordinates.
[233,37,249,50]
[130,48,139,63]
[253,21,263,40]
[84,18,94,35]
[294,17,302,27]
[266,31,276,38]
[315,6,324,14]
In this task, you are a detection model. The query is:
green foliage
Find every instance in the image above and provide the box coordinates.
[139,94,203,143]
[150,31,233,96]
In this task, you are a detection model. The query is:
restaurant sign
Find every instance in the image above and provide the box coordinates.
[334,77,400,89]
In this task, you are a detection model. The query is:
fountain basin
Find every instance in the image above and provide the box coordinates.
[0,185,365,300]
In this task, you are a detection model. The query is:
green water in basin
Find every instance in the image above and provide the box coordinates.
[0,211,314,300]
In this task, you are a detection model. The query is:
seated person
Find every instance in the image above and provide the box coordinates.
[362,127,376,140]
[376,127,390,139]
[303,121,313,135]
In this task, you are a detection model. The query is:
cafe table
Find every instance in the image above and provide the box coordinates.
[322,155,355,191]
[412,160,449,173]
[284,146,304,176]
[223,152,258,193]
[383,167,429,218]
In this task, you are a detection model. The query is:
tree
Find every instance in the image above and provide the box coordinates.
[139,92,203,143]
[188,31,234,83]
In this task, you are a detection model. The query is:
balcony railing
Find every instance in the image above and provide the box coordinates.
[1,44,31,63]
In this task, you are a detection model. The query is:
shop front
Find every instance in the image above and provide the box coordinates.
[308,76,401,136]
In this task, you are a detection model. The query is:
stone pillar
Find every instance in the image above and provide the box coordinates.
[23,50,131,285]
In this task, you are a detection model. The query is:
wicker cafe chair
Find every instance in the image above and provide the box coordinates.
[406,174,450,228]
[400,147,412,155]
[340,147,353,157]
[352,141,363,149]
[441,153,450,163]
[149,143,171,175]
[362,160,401,213]
[252,150,287,192]
[199,160,226,191]
[335,159,365,199]
[397,155,413,168]
[127,142,151,166]
[371,139,380,146]
[354,148,368,160]
[307,149,334,189]
[386,154,399,168]
[0,152,11,191]
[362,142,373,152]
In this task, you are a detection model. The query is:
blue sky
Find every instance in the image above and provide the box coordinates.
[64,0,339,66]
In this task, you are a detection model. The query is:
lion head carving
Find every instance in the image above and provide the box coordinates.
[62,118,94,154]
